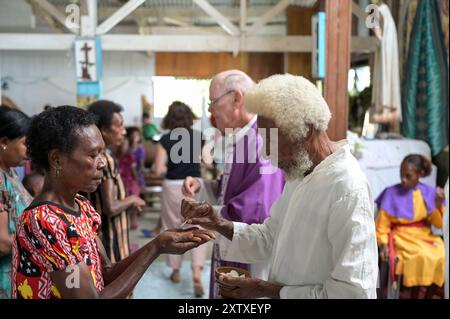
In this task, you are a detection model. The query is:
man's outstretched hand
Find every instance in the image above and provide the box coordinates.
[181,199,221,230]
[180,199,234,240]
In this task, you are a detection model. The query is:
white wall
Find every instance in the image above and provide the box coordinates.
[0,50,155,126]
[0,0,153,125]
[103,77,153,126]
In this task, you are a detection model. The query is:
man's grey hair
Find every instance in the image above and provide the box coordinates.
[223,73,255,94]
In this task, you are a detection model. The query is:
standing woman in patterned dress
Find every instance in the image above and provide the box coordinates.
[0,106,32,299]
[86,100,145,263]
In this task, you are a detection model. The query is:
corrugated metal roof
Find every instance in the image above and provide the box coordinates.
[47,0,317,9]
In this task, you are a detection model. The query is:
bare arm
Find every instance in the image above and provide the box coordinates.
[218,276,283,299]
[100,178,144,217]
[151,143,168,178]
[0,212,14,257]
[50,229,215,299]
[97,235,154,285]
[50,240,160,299]
[94,236,113,284]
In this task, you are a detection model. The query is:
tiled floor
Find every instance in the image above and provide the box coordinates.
[133,260,212,299]
[130,205,214,299]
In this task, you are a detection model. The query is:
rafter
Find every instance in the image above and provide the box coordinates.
[0,33,378,53]
[193,0,240,36]
[32,0,78,34]
[96,0,145,35]
[246,0,292,36]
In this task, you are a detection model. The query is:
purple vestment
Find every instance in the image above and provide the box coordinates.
[210,121,285,298]
[375,182,442,220]
[132,146,146,187]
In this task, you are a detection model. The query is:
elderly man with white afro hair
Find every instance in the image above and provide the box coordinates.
[245,73,331,141]
[182,74,379,299]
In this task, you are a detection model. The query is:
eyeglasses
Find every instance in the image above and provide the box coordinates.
[208,90,234,108]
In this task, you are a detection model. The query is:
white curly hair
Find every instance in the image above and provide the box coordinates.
[245,74,332,141]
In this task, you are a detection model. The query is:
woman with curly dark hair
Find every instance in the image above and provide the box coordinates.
[0,106,32,299]
[151,101,206,297]
[11,105,214,299]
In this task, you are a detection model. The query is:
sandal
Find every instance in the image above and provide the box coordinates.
[141,229,156,238]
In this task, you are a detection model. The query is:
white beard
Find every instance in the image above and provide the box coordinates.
[280,148,313,181]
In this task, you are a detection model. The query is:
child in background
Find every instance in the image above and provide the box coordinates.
[142,112,160,142]
[127,127,147,191]
[22,171,44,197]
[117,137,141,231]
[376,154,446,298]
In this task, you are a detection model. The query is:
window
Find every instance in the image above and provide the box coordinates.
[152,77,211,119]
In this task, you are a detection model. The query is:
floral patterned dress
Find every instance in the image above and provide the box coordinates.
[0,168,32,299]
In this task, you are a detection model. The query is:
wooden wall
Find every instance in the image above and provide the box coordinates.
[286,3,320,80]
[155,0,351,141]
[155,52,284,82]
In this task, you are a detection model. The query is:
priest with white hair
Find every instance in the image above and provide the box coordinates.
[182,74,379,299]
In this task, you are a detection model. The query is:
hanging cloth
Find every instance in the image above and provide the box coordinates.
[402,0,449,156]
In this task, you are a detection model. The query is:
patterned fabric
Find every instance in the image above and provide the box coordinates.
[402,0,449,156]
[86,150,130,263]
[0,168,32,299]
[11,195,104,299]
[439,0,449,57]
[118,152,140,196]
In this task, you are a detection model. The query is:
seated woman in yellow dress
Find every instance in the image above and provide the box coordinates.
[376,154,446,299]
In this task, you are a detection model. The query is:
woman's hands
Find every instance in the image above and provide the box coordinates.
[435,187,445,207]
[130,195,145,212]
[154,228,215,255]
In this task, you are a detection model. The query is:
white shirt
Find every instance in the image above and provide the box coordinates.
[219,142,379,298]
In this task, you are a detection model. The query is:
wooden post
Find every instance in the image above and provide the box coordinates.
[324,0,352,141]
